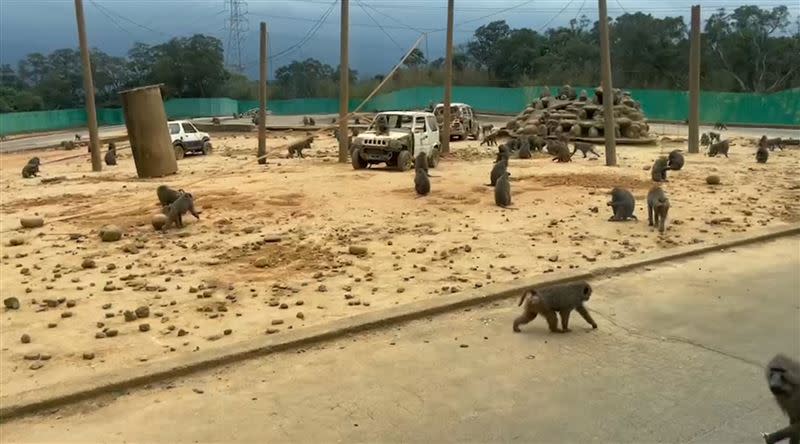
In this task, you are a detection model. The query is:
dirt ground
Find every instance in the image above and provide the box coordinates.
[1,127,798,398]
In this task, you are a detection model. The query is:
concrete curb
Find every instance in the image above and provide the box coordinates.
[2,224,799,421]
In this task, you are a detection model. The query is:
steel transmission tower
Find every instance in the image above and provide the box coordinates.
[224,0,249,72]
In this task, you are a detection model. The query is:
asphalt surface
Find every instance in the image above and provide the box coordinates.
[1,236,798,443]
[0,125,128,153]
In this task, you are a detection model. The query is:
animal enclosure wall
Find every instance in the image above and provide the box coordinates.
[1,87,797,136]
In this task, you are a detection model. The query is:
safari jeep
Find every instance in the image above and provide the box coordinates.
[350,111,441,171]
[433,102,480,140]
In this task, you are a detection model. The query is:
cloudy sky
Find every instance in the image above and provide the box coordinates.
[0,0,796,79]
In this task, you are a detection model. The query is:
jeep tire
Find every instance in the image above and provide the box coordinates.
[201,140,212,155]
[173,144,185,160]
[351,148,367,169]
[396,150,412,172]
[428,147,440,168]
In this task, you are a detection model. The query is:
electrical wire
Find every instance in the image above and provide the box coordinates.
[90,1,168,37]
[89,0,137,38]
[538,0,576,32]
[354,0,405,53]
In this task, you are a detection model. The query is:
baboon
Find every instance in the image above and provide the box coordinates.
[74,134,81,142]
[104,143,117,166]
[211,117,221,125]
[481,124,494,138]
[414,153,430,196]
[667,149,684,171]
[518,138,532,159]
[607,187,637,221]
[512,281,597,333]
[489,149,509,186]
[506,137,521,153]
[480,131,498,147]
[162,193,200,230]
[707,140,730,158]
[756,144,770,164]
[287,136,313,158]
[494,171,511,207]
[21,157,41,179]
[651,156,669,182]
[550,141,572,163]
[713,121,728,130]
[571,142,601,158]
[708,131,721,143]
[355,117,361,125]
[302,116,309,126]
[762,354,800,444]
[701,133,711,146]
[375,115,389,135]
[308,117,315,126]
[156,185,184,208]
[331,117,337,124]
[527,135,546,152]
[647,186,670,233]
[495,144,509,163]
[760,135,784,151]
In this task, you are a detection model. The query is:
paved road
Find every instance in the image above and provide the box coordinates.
[2,236,798,443]
[0,125,128,153]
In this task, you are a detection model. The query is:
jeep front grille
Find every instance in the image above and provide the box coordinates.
[362,139,388,146]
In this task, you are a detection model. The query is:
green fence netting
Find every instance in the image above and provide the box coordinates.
[1,87,797,136]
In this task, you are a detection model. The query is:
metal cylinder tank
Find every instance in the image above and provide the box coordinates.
[120,85,177,178]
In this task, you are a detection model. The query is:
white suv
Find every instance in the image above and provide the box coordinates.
[350,111,441,171]
[168,120,212,160]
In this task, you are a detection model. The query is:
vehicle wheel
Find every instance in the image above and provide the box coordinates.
[396,150,412,172]
[202,140,212,155]
[173,144,185,160]
[428,147,440,168]
[351,149,367,169]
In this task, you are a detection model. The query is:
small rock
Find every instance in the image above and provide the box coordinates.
[396,287,405,293]
[139,323,150,332]
[81,258,97,269]
[105,329,118,337]
[23,353,40,360]
[99,225,123,242]
[271,319,284,325]
[348,245,368,256]
[706,175,721,185]
[20,333,31,344]
[266,328,279,334]
[192,388,204,394]
[8,237,25,246]
[20,216,44,229]
[61,311,73,318]
[123,244,139,254]
[135,306,150,318]
[66,300,76,308]
[151,213,168,230]
[317,284,327,292]
[206,334,223,341]
[29,362,44,370]
[296,312,305,320]
[253,257,269,268]
[548,254,558,262]
[223,329,232,335]
[177,328,188,337]
[460,344,469,348]
[4,297,20,310]
[83,352,95,360]
[279,303,288,309]
[123,310,137,322]
[95,332,106,339]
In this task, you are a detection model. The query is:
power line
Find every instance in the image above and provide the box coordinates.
[539,0,577,32]
[615,0,630,15]
[573,0,587,22]
[89,0,137,38]
[355,0,405,53]
[358,2,426,33]
[89,1,168,37]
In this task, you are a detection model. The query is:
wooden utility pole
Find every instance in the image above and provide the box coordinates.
[338,0,350,163]
[257,22,268,164]
[74,0,101,171]
[598,0,617,166]
[688,5,701,154]
[441,0,454,153]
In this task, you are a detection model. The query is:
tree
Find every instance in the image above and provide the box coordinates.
[402,48,427,68]
[705,5,799,92]
[467,20,511,69]
[274,58,336,99]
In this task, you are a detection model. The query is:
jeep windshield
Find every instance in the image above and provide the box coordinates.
[369,114,414,131]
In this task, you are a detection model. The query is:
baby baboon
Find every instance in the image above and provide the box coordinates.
[708,131,721,143]
[480,131,498,146]
[518,138,532,159]
[211,117,221,125]
[667,149,684,171]
[651,156,669,182]
[607,187,637,221]
[21,157,41,179]
[571,142,601,158]
[74,134,81,142]
[550,141,572,163]
[647,186,670,233]
[414,154,431,196]
[707,139,730,158]
[489,149,509,186]
[481,124,494,137]
[713,121,728,130]
[162,193,200,230]
[287,136,313,158]
[756,144,770,164]
[701,133,711,147]
[104,143,117,166]
[513,281,597,333]
[494,171,511,207]
[156,185,184,208]
[762,354,800,444]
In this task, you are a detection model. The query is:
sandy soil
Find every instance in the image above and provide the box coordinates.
[1,128,798,398]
